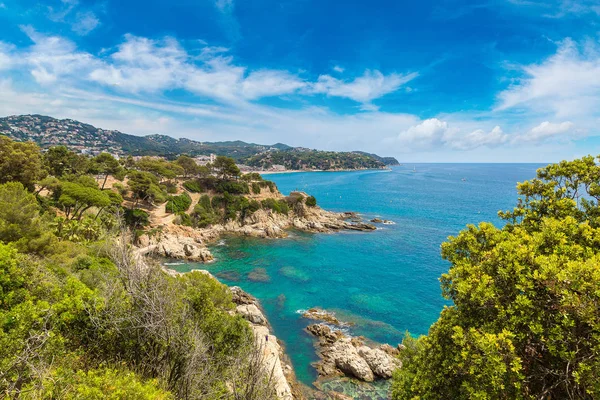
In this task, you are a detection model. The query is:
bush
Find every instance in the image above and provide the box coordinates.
[165,193,192,214]
[251,182,261,194]
[261,198,289,215]
[123,208,150,230]
[305,195,317,207]
[175,212,193,226]
[183,180,204,193]
[241,172,263,182]
[165,181,178,194]
[192,203,219,228]
[216,181,249,195]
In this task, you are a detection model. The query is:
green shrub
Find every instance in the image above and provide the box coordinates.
[251,182,261,194]
[176,212,193,226]
[165,181,178,194]
[305,195,317,207]
[261,198,289,214]
[123,208,150,230]
[216,181,249,195]
[192,204,219,227]
[241,172,263,182]
[165,193,192,214]
[183,180,204,193]
[249,200,261,213]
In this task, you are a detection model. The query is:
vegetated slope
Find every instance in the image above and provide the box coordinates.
[0,114,399,167]
[242,149,390,170]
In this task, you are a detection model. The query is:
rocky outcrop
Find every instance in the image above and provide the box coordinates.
[306,323,401,382]
[230,286,295,400]
[302,308,345,326]
[148,233,215,262]
[139,192,378,263]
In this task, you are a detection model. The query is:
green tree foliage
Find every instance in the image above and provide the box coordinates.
[212,156,241,180]
[43,145,89,178]
[393,155,600,400]
[243,149,386,171]
[136,157,183,180]
[123,208,150,230]
[261,198,289,215]
[176,155,199,178]
[0,182,54,253]
[217,181,249,195]
[89,152,124,189]
[305,195,317,207]
[0,136,46,190]
[191,195,219,228]
[251,182,261,194]
[165,192,192,214]
[127,171,167,205]
[183,179,205,193]
[58,182,112,221]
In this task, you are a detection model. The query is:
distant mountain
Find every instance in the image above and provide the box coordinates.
[0,114,399,169]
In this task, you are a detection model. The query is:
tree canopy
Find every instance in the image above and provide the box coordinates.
[0,136,46,191]
[393,155,600,400]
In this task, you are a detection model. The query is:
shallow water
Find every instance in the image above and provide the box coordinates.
[171,164,542,387]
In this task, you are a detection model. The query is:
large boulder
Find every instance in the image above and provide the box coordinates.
[331,339,374,382]
[357,346,401,379]
[236,304,267,326]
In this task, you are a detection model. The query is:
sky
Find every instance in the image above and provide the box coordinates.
[0,0,599,162]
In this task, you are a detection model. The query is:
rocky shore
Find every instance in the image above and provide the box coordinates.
[139,195,376,263]
[302,309,402,383]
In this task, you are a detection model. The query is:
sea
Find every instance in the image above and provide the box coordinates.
[170,163,543,390]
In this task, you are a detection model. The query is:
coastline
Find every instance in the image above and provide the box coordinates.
[254,166,394,175]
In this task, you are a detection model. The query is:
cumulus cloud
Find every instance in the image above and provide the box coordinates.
[496,38,600,118]
[311,70,418,106]
[396,118,508,151]
[397,118,454,148]
[332,65,344,73]
[515,121,575,142]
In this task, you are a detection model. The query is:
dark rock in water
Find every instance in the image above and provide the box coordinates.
[216,270,241,281]
[276,293,286,309]
[346,223,376,231]
[370,218,383,223]
[303,307,346,326]
[247,267,271,282]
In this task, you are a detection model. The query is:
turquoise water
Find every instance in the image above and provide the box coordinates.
[172,164,543,386]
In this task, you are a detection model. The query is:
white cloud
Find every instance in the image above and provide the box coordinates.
[312,70,418,105]
[447,126,508,150]
[496,38,600,118]
[397,118,454,148]
[241,70,306,100]
[396,119,508,151]
[332,65,344,73]
[20,25,98,84]
[516,121,575,142]
[72,11,100,35]
[0,42,14,70]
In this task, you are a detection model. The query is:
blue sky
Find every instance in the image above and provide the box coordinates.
[0,0,599,161]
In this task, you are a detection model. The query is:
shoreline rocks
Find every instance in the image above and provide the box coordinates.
[229,286,296,400]
[306,322,401,382]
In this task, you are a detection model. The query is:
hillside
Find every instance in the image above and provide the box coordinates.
[0,115,399,169]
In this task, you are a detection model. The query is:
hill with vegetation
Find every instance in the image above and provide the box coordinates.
[0,115,398,169]
[243,148,390,170]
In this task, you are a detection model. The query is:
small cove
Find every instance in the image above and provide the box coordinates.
[171,164,543,388]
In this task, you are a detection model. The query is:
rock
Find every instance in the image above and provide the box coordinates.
[357,346,400,379]
[345,222,376,231]
[370,218,383,223]
[383,220,395,225]
[307,324,344,345]
[303,308,343,326]
[332,339,374,382]
[236,304,267,326]
[247,267,270,282]
[379,343,400,356]
[156,234,214,262]
[230,286,257,305]
[397,343,406,351]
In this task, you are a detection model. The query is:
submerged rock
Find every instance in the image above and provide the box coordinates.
[302,308,344,326]
[247,267,271,282]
